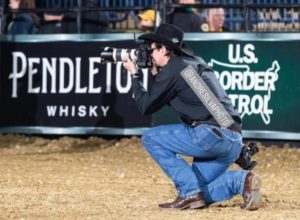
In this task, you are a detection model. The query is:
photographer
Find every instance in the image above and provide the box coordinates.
[122,23,262,210]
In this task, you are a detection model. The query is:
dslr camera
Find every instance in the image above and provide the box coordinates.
[100,43,153,68]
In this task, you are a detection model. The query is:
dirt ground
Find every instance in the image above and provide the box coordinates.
[0,134,299,220]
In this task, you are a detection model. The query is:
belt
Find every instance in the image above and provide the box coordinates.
[183,117,242,134]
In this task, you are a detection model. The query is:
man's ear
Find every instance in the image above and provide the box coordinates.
[161,46,167,55]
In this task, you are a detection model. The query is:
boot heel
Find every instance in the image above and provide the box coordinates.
[189,200,206,209]
[248,175,263,210]
[241,173,263,211]
[249,190,263,210]
[252,175,262,190]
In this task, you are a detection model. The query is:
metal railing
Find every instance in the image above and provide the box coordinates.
[0,0,299,34]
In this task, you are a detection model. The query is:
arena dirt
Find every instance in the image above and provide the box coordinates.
[0,134,299,220]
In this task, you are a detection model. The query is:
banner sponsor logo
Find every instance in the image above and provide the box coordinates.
[9,52,146,98]
[46,105,110,118]
[7,51,148,121]
[0,40,152,128]
[208,43,280,125]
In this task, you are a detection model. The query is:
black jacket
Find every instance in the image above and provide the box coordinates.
[132,55,241,124]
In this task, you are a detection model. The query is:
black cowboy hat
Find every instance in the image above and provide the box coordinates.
[138,23,193,56]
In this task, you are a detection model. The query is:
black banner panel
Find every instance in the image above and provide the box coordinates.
[0,38,152,132]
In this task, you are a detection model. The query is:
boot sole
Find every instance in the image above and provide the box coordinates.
[244,175,263,211]
[159,200,206,210]
[187,200,206,209]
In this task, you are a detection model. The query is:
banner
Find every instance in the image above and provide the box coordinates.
[0,36,151,134]
[153,34,300,140]
[0,33,300,139]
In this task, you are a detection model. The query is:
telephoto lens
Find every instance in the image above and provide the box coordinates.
[100,47,115,63]
[100,47,137,63]
[100,45,153,68]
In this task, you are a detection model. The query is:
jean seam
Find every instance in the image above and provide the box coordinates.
[181,189,201,197]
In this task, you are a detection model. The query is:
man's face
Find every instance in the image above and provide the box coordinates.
[140,19,154,32]
[9,0,20,9]
[179,0,195,4]
[209,8,225,30]
[140,19,154,28]
[150,42,165,69]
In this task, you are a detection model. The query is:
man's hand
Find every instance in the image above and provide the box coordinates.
[150,65,159,76]
[122,58,138,75]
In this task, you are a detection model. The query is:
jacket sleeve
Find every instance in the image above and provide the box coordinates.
[131,74,176,115]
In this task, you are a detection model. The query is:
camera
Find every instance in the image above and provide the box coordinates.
[100,44,153,68]
[235,142,259,170]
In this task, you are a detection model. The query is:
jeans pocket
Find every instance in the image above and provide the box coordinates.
[194,125,231,155]
[203,127,223,152]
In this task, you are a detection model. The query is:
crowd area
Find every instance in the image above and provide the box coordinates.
[0,0,299,34]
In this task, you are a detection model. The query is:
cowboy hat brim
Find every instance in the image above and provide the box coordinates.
[138,33,193,57]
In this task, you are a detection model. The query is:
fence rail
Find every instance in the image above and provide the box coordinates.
[0,0,299,33]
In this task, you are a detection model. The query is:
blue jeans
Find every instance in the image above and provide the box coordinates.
[141,123,249,204]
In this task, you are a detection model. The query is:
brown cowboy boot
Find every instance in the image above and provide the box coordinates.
[159,192,206,210]
[241,172,263,211]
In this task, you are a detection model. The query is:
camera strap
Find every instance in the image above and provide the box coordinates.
[180,65,235,129]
